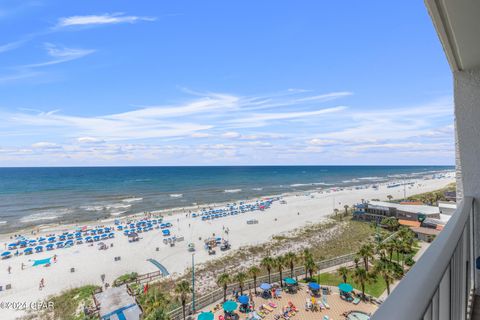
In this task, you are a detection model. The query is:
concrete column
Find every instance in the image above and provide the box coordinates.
[454,68,480,293]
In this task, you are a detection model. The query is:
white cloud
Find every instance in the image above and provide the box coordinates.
[76,136,104,143]
[0,90,454,165]
[57,13,156,28]
[22,43,95,68]
[31,141,59,149]
[221,131,241,139]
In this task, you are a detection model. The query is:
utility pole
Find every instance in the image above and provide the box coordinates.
[192,253,195,313]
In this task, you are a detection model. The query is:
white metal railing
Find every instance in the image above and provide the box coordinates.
[372,197,475,320]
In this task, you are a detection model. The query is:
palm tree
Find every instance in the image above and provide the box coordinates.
[352,267,371,300]
[354,257,360,268]
[334,208,339,218]
[305,256,317,280]
[344,204,349,216]
[175,280,191,320]
[248,266,261,294]
[217,273,230,302]
[141,287,170,316]
[337,266,349,283]
[274,256,286,287]
[387,195,393,201]
[284,252,297,278]
[302,249,313,279]
[235,272,248,295]
[374,260,397,296]
[358,244,374,272]
[261,256,274,283]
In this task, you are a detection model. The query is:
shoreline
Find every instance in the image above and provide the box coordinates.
[0,173,455,320]
[0,171,453,237]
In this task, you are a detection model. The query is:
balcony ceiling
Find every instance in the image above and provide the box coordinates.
[426,0,480,71]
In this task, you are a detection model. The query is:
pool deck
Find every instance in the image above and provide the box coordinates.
[202,283,378,320]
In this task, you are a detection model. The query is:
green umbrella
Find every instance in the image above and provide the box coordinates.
[284,277,297,285]
[223,300,238,312]
[198,312,214,320]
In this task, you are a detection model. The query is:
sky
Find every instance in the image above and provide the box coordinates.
[0,1,454,166]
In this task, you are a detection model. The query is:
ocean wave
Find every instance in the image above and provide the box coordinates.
[170,194,183,198]
[0,221,7,225]
[105,203,131,210]
[224,189,242,193]
[342,179,360,183]
[82,205,106,212]
[252,187,263,191]
[121,197,143,203]
[110,211,127,216]
[20,208,71,223]
[290,182,330,187]
[358,177,385,180]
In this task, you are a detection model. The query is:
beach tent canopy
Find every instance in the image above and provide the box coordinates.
[35,246,43,250]
[223,300,238,312]
[308,282,320,291]
[32,257,51,266]
[260,283,272,290]
[1,251,11,256]
[338,283,353,293]
[197,312,214,320]
[24,248,33,252]
[238,295,249,304]
[284,278,297,285]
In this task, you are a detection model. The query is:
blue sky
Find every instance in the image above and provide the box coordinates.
[0,1,454,166]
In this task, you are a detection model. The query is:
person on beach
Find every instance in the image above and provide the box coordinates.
[53,255,57,263]
[39,278,44,290]
[7,266,11,274]
[21,262,25,270]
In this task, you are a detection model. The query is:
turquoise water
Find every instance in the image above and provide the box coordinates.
[0,166,453,232]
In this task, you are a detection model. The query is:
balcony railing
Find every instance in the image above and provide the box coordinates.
[372,197,475,320]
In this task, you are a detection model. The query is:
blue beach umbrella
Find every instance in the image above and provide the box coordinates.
[284,278,297,285]
[197,312,214,320]
[1,251,11,257]
[260,283,272,291]
[93,235,100,240]
[38,237,46,242]
[35,246,43,251]
[223,300,238,312]
[238,295,249,305]
[338,283,353,293]
[309,282,320,291]
[24,247,33,253]
[48,237,56,242]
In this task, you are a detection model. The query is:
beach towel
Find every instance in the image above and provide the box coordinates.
[353,297,360,305]
[322,296,330,309]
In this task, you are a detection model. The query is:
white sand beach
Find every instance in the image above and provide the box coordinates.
[0,174,454,319]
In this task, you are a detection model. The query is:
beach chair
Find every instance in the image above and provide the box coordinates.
[263,304,274,312]
[322,296,330,309]
[353,297,361,305]
[323,316,330,320]
[218,316,225,320]
[268,301,277,308]
[317,300,325,310]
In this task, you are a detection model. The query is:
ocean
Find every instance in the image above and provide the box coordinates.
[0,166,453,233]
